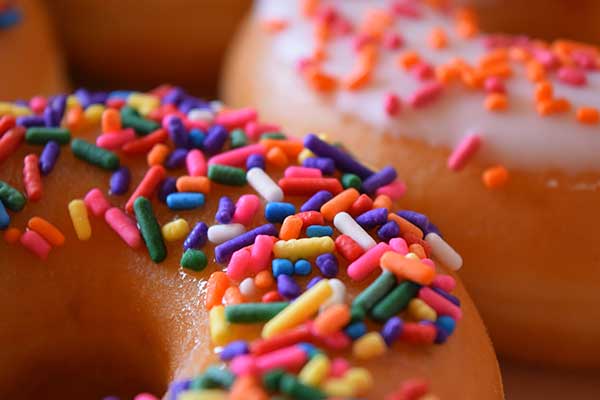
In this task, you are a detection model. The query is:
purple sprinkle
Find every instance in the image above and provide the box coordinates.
[214,224,278,263]
[162,87,185,105]
[315,253,338,278]
[184,222,209,250]
[39,140,60,175]
[165,148,188,169]
[300,190,333,212]
[434,325,449,344]
[306,276,323,290]
[16,115,45,128]
[158,177,177,203]
[377,220,400,242]
[109,166,131,195]
[278,274,301,299]
[51,94,67,118]
[303,157,335,175]
[304,134,374,179]
[432,287,461,306]
[216,196,235,224]
[167,117,189,149]
[43,106,58,127]
[220,340,249,361]
[356,208,388,230]
[168,379,191,400]
[361,166,397,194]
[246,153,265,170]
[75,88,93,108]
[203,124,228,155]
[396,210,441,236]
[381,316,403,347]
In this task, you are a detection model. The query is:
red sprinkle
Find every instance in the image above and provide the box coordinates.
[23,154,42,201]
[278,177,343,196]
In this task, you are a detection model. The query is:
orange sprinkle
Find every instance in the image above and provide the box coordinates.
[176,176,211,193]
[381,251,435,285]
[534,81,553,103]
[266,146,289,168]
[230,375,268,400]
[537,98,571,116]
[205,271,230,310]
[428,27,448,49]
[305,68,338,92]
[526,61,546,83]
[27,217,65,247]
[3,227,21,244]
[576,107,600,125]
[360,8,393,39]
[261,19,288,33]
[101,108,121,133]
[66,105,85,132]
[478,49,509,68]
[480,63,512,79]
[388,213,424,240]
[397,51,421,70]
[343,67,372,91]
[279,215,303,240]
[261,139,304,157]
[254,270,275,290]
[313,304,351,336]
[147,143,170,166]
[435,64,460,84]
[409,243,427,259]
[509,47,531,62]
[454,7,479,38]
[484,93,508,112]
[460,69,484,89]
[223,286,244,306]
[321,188,360,221]
[301,0,320,17]
[372,194,393,211]
[482,165,509,189]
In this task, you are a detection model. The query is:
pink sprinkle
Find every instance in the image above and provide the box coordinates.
[382,32,403,49]
[329,357,350,378]
[29,96,47,114]
[389,237,408,254]
[533,49,560,69]
[296,57,317,74]
[408,82,443,108]
[245,122,281,140]
[186,149,207,176]
[84,188,111,217]
[421,258,435,269]
[104,207,142,249]
[332,17,353,35]
[284,166,323,179]
[227,247,252,281]
[348,242,391,281]
[375,180,406,200]
[208,143,266,167]
[187,119,210,131]
[250,235,276,274]
[20,230,51,260]
[391,0,421,18]
[384,93,402,116]
[557,66,587,86]
[316,5,337,25]
[215,107,258,129]
[96,128,136,150]
[230,354,258,376]
[134,394,159,400]
[412,62,434,81]
[232,194,261,226]
[255,345,308,373]
[353,33,374,51]
[572,51,597,70]
[106,98,125,109]
[484,77,505,93]
[419,287,462,320]
[432,274,456,292]
[447,133,482,171]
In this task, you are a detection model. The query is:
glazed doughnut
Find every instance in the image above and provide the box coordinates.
[46,0,250,94]
[0,87,503,399]
[0,0,67,99]
[222,0,600,366]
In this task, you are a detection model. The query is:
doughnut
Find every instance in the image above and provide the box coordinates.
[46,0,250,94]
[0,0,67,99]
[0,86,504,399]
[221,0,600,366]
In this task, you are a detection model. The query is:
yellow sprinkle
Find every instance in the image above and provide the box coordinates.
[0,102,13,115]
[408,298,437,322]
[299,353,330,386]
[162,218,190,242]
[273,237,335,261]
[127,93,160,116]
[66,95,80,109]
[322,378,355,398]
[11,105,32,117]
[68,199,91,241]
[297,148,314,164]
[344,368,373,396]
[262,279,332,338]
[178,390,229,400]
[84,104,105,125]
[352,332,386,360]
[209,305,232,346]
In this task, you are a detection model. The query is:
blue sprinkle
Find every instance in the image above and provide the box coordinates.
[436,316,456,336]
[344,321,367,340]
[109,166,131,195]
[377,220,400,242]
[165,148,188,169]
[306,225,333,237]
[381,316,403,347]
[355,208,388,230]
[265,202,296,223]
[189,128,206,149]
[220,340,249,361]
[184,222,208,250]
[315,253,338,278]
[246,153,265,170]
[272,258,294,277]
[0,200,10,230]
[277,274,301,299]
[166,192,205,210]
[300,190,332,212]
[298,342,320,358]
[0,8,21,29]
[158,177,177,203]
[293,259,312,276]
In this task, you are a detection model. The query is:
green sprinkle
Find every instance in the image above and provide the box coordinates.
[350,304,366,323]
[260,132,287,140]
[230,129,248,148]
[120,106,159,135]
[369,281,420,323]
[190,366,235,390]
[263,369,286,393]
[133,196,166,263]
[0,180,26,211]
[25,127,71,145]
[279,373,326,400]
[180,249,207,271]
[224,302,289,323]
[341,173,362,190]
[71,139,120,170]
[208,164,247,186]
[352,270,396,312]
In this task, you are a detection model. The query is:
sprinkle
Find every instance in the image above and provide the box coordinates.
[333,212,376,250]
[105,207,142,248]
[206,271,230,310]
[352,270,396,311]
[166,192,205,210]
[68,199,92,240]
[231,194,261,226]
[121,106,160,134]
[71,138,120,170]
[557,66,587,86]
[126,165,166,213]
[23,154,42,201]
[208,164,247,186]
[425,232,463,270]
[180,249,208,272]
[272,258,294,277]
[278,177,343,196]
[39,141,60,175]
[292,259,312,276]
[314,304,351,336]
[176,176,211,194]
[230,129,248,148]
[373,194,392,211]
[204,124,229,154]
[298,353,330,386]
[122,129,168,154]
[110,166,131,195]
[208,223,246,244]
[362,166,397,194]
[356,208,388,230]
[83,188,111,217]
[27,217,65,247]
[278,274,301,299]
[246,153,265,170]
[304,134,374,179]
[165,148,188,169]
[482,165,509,189]
[216,196,235,224]
[306,225,333,237]
[303,157,335,175]
[183,222,208,250]
[3,227,20,243]
[370,281,420,323]
[381,316,403,346]
[347,242,392,281]
[273,237,335,261]
[186,149,207,176]
[300,190,333,212]
[25,127,71,145]
[408,298,437,321]
[101,108,121,132]
[147,143,170,166]
[334,234,365,262]
[162,218,190,242]
[20,230,52,260]
[167,117,189,149]
[209,143,266,167]
[247,167,284,202]
[265,202,296,223]
[0,201,9,229]
[377,220,400,242]
[408,82,444,108]
[0,180,26,211]
[0,126,25,164]
[352,332,386,360]
[576,107,599,125]
[375,180,406,200]
[419,287,463,320]
[484,93,508,111]
[447,133,482,171]
[279,215,303,240]
[96,129,136,150]
[315,253,338,278]
[215,224,278,263]
[384,93,402,116]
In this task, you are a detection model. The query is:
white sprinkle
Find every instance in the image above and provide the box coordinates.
[210,100,225,113]
[239,277,256,298]
[247,167,284,202]
[425,233,463,271]
[187,108,214,122]
[320,278,346,312]
[207,223,246,244]
[333,212,376,250]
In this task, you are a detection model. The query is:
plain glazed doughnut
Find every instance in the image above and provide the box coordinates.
[222,0,600,367]
[0,0,67,99]
[0,87,503,399]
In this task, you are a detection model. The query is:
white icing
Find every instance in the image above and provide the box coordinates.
[254,0,600,173]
